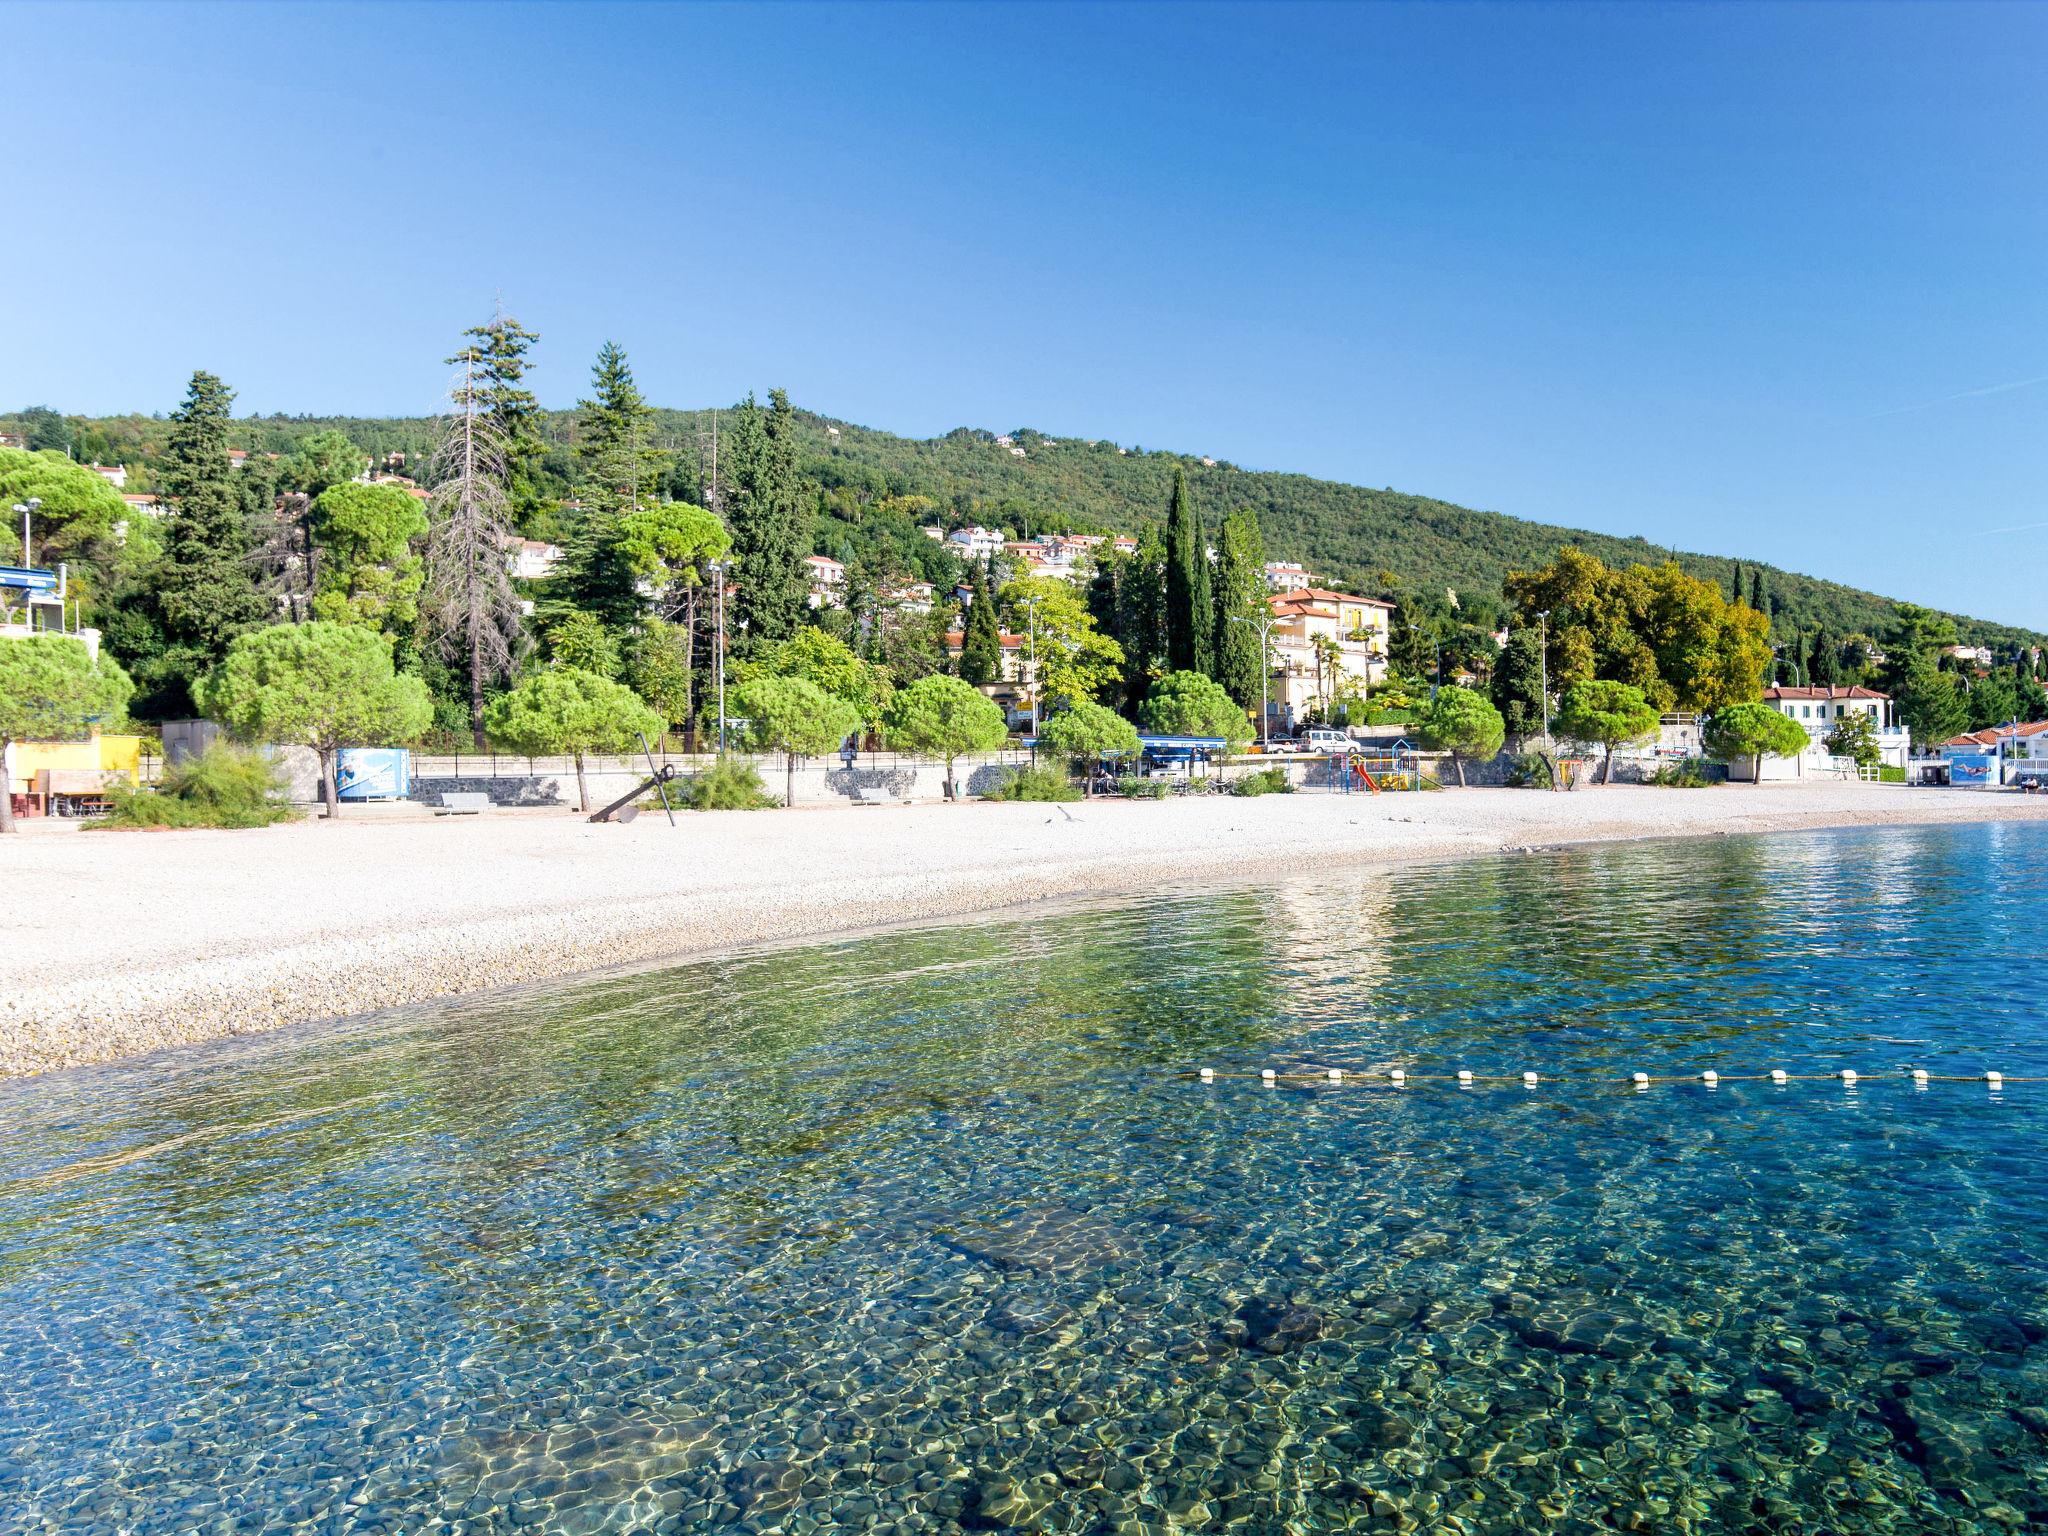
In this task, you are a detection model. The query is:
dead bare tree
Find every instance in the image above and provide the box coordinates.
[424,349,527,748]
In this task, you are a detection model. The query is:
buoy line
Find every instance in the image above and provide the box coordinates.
[1194,1067,2030,1086]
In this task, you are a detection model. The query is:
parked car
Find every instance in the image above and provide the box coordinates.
[1298,728,1361,755]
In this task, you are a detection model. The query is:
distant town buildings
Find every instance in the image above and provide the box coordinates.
[805,554,846,609]
[1263,560,1311,592]
[88,463,127,489]
[947,526,1006,561]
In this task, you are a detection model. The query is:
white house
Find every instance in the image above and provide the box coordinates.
[1264,560,1311,593]
[89,463,128,490]
[947,526,1005,562]
[504,538,562,580]
[1757,685,1909,775]
[805,554,846,609]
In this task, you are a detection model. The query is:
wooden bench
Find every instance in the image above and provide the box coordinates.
[435,791,492,816]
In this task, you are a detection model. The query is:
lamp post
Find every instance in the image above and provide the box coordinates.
[1024,594,1041,738]
[1537,609,1551,742]
[13,497,40,567]
[707,559,729,754]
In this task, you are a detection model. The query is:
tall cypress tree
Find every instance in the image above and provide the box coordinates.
[1729,561,1743,604]
[1190,535,1216,677]
[152,369,266,714]
[1491,628,1546,738]
[1749,569,1766,614]
[1809,625,1839,687]
[453,308,545,530]
[1164,468,1201,672]
[726,389,811,650]
[959,562,1002,685]
[1212,508,1268,706]
[1119,527,1168,712]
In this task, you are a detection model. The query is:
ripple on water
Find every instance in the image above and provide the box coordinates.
[2,822,2046,1533]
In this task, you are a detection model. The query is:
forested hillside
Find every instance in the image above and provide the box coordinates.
[6,400,2038,652]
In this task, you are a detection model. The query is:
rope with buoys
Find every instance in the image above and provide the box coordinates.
[1189,1066,2029,1086]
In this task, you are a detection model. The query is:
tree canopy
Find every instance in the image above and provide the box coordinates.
[1137,670,1252,747]
[200,621,431,815]
[1553,679,1659,782]
[1035,698,1140,762]
[734,674,863,805]
[309,481,427,636]
[0,636,133,833]
[483,666,665,810]
[1704,701,1812,781]
[998,573,1124,709]
[882,674,1008,798]
[738,626,891,726]
[1415,685,1505,785]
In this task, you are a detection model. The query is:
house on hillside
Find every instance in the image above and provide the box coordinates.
[1264,560,1311,593]
[947,526,1004,562]
[805,554,846,609]
[503,537,562,581]
[943,626,1037,725]
[88,463,127,490]
[1266,589,1393,731]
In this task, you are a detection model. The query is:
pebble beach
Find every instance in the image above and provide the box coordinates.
[8,782,2047,1080]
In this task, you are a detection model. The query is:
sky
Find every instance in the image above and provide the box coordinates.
[4,1,2045,627]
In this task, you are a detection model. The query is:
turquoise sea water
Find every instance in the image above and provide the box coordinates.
[3,822,2046,1535]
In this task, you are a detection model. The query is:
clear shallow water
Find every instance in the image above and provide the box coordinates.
[3,822,2047,1536]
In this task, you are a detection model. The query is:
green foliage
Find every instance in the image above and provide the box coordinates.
[1554,679,1660,782]
[1823,710,1883,767]
[1114,775,1171,799]
[1227,765,1293,797]
[1035,699,1140,759]
[1505,547,1771,713]
[1490,628,1546,737]
[285,430,366,497]
[1163,468,1205,674]
[624,620,694,726]
[733,674,862,804]
[613,501,728,612]
[986,763,1082,801]
[1703,701,1812,771]
[484,667,665,758]
[1504,749,1558,789]
[882,674,1008,797]
[200,622,431,810]
[1647,760,1715,788]
[1967,670,2019,732]
[739,626,890,724]
[453,311,547,528]
[545,609,621,677]
[960,563,1001,686]
[91,744,297,830]
[1414,685,1506,783]
[1137,670,1252,747]
[143,371,268,716]
[726,389,811,649]
[998,574,1124,707]
[683,757,777,810]
[0,634,132,749]
[309,481,426,634]
[1211,508,1268,706]
[1896,648,1969,748]
[0,447,127,596]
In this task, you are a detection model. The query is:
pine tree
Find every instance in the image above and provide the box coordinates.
[1212,508,1268,706]
[452,308,545,529]
[1808,625,1838,687]
[558,342,661,629]
[1164,468,1201,672]
[726,390,811,650]
[1190,535,1215,676]
[959,562,1001,685]
[151,370,267,714]
[1748,569,1765,613]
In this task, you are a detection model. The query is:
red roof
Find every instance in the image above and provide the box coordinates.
[1946,722,2048,748]
[943,631,1027,649]
[1269,587,1393,612]
[1763,685,1890,702]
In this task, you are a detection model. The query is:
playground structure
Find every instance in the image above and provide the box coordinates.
[1319,742,1439,793]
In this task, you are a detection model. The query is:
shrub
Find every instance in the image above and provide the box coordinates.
[684,759,777,810]
[1115,775,1170,799]
[1504,750,1556,789]
[986,764,1082,802]
[90,745,299,830]
[1647,761,1714,788]
[1228,766,1294,797]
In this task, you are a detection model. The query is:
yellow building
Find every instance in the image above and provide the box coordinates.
[5,733,142,814]
[1265,589,1394,730]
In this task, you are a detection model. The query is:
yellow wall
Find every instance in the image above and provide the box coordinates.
[7,733,141,793]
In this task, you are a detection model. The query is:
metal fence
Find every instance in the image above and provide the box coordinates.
[409,747,1038,780]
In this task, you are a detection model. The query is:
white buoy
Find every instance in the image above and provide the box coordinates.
[1840,1069,1858,1084]
[1523,1071,1539,1087]
[1327,1068,1344,1082]
[1911,1068,1929,1084]
[1986,1070,2004,1087]
[1701,1070,1718,1086]
[1456,1069,1473,1087]
[1261,1068,1277,1084]
[1770,1069,1788,1084]
[1632,1072,1650,1085]
[1199,1067,1214,1082]
[1389,1068,1406,1085]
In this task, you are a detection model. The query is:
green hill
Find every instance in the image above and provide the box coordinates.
[8,401,2038,652]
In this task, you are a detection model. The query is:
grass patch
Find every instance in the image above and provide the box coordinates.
[89,745,299,830]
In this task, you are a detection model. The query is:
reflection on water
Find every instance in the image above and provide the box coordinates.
[3,823,2046,1534]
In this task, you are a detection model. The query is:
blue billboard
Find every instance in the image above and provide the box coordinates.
[1948,753,1996,787]
[0,565,59,592]
[336,747,411,800]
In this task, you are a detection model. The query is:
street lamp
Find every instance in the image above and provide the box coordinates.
[1024,594,1041,738]
[1536,609,1551,742]
[13,498,41,567]
[1229,612,1273,749]
[707,559,729,754]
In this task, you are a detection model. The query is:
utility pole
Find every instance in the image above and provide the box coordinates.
[1026,594,1041,737]
[710,559,729,754]
[1229,612,1273,748]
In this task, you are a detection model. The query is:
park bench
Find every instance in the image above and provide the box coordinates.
[435,791,492,816]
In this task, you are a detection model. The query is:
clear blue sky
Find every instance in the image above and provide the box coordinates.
[6,1,2045,627]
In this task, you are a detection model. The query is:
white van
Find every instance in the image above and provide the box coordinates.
[1300,728,1359,755]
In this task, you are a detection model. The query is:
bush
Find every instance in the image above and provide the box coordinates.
[986,764,1082,802]
[684,759,777,810]
[1228,766,1294,797]
[1878,764,1906,784]
[1647,761,1714,788]
[1504,750,1556,789]
[1115,775,1171,799]
[90,745,298,830]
